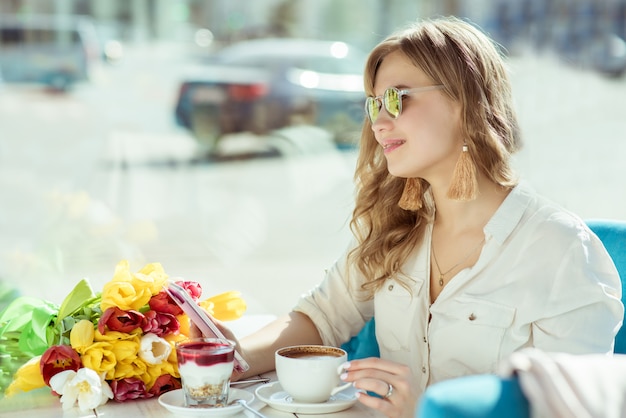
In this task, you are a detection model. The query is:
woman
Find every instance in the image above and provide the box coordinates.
[213,17,623,418]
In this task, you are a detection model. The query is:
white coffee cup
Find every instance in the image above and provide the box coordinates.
[275,345,352,403]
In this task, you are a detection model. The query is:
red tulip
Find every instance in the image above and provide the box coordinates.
[98,307,145,334]
[149,291,183,315]
[176,280,202,300]
[148,374,182,397]
[110,377,150,402]
[40,345,82,386]
[141,310,180,337]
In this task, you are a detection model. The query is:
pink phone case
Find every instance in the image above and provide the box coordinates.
[165,281,250,373]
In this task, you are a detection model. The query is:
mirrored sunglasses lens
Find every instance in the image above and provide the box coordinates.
[366,98,379,123]
[384,88,401,118]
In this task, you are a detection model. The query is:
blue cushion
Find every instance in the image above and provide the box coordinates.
[586,219,626,354]
[341,318,380,360]
[417,375,529,418]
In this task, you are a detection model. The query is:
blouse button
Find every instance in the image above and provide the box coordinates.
[469,313,476,321]
[388,284,394,291]
[422,366,427,373]
[423,337,427,343]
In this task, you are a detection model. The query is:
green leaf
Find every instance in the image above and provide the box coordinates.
[0,297,59,358]
[19,327,44,356]
[18,304,58,356]
[46,326,58,348]
[57,279,96,321]
[32,306,57,345]
[0,297,58,339]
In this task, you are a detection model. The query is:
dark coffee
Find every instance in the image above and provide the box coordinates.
[278,346,344,359]
[282,353,339,360]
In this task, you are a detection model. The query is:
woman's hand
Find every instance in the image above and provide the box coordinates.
[189,315,238,342]
[339,357,419,418]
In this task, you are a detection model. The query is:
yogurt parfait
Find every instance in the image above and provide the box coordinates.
[175,338,235,407]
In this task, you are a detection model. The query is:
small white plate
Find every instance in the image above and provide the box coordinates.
[255,381,358,414]
[158,388,254,417]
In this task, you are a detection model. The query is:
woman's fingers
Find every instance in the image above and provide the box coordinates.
[340,357,418,418]
[343,357,407,375]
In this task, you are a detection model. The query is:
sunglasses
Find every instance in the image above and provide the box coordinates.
[365,85,445,124]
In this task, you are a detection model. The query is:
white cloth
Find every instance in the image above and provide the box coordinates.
[500,348,626,418]
[294,182,623,395]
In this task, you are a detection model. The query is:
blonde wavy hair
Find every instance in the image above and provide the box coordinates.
[349,16,522,296]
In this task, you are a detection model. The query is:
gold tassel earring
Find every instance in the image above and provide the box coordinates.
[398,178,422,211]
[447,143,478,201]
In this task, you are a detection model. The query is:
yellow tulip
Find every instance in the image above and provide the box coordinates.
[159,358,177,377]
[4,356,46,396]
[70,320,95,353]
[198,300,215,316]
[80,342,116,377]
[113,358,147,380]
[101,280,145,311]
[147,364,163,386]
[94,329,140,342]
[111,260,133,283]
[135,262,168,295]
[164,332,187,345]
[205,290,242,305]
[176,314,191,337]
[101,260,155,311]
[201,291,247,321]
[109,338,140,363]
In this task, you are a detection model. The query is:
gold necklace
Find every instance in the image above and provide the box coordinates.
[431,238,486,286]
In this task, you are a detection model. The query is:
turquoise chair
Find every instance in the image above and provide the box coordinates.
[342,219,626,417]
[341,317,379,360]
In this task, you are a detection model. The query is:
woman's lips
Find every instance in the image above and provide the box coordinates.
[382,140,406,154]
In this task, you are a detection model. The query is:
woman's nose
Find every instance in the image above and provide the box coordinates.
[371,109,394,132]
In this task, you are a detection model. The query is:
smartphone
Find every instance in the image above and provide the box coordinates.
[165,281,250,374]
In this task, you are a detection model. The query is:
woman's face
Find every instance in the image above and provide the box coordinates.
[370,50,462,185]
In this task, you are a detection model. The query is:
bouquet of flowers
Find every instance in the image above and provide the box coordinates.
[0,260,246,412]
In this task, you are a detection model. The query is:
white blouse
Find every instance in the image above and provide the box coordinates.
[294,183,624,394]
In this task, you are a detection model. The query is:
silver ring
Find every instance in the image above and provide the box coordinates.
[384,383,394,399]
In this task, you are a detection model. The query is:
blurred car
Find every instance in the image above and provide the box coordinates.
[0,14,101,91]
[173,38,367,151]
[557,31,626,78]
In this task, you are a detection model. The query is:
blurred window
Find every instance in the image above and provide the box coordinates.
[219,54,283,70]
[0,27,82,47]
[298,56,363,74]
[0,28,23,44]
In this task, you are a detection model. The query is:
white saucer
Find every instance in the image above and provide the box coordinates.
[158,388,254,417]
[255,381,358,414]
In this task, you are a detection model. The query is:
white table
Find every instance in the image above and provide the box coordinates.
[0,371,384,418]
